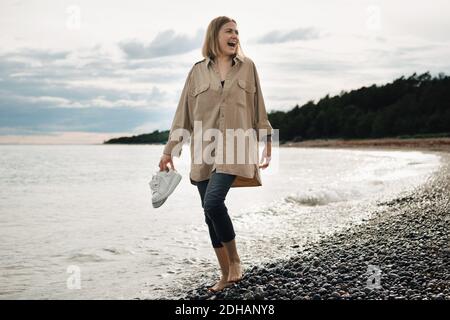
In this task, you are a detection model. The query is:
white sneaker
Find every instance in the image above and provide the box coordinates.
[149,168,182,208]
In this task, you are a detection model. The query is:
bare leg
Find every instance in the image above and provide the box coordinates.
[222,239,243,283]
[208,247,232,292]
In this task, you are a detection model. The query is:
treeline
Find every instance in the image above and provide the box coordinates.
[104,72,450,144]
[104,130,169,144]
[269,72,450,142]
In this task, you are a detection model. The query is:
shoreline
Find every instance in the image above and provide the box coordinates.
[279,137,450,153]
[181,141,450,300]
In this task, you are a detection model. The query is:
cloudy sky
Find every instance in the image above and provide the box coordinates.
[1,0,449,144]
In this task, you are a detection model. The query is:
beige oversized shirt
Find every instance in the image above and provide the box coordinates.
[163,53,273,188]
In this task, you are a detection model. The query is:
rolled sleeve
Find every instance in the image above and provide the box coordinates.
[252,62,273,142]
[163,67,194,157]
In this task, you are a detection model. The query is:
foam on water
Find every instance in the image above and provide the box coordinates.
[284,186,363,206]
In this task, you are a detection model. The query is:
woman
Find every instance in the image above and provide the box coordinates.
[159,16,273,293]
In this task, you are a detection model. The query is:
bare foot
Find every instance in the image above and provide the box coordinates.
[208,277,231,293]
[227,261,243,283]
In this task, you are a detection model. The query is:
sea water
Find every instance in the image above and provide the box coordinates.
[0,145,441,299]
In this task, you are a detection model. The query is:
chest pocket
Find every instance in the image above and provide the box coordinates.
[191,83,210,97]
[236,79,256,108]
[237,79,256,94]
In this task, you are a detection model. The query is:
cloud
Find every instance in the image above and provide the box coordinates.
[0,131,126,145]
[119,28,204,59]
[0,48,71,62]
[0,99,168,134]
[255,27,322,44]
[0,44,188,137]
[0,46,192,104]
[2,19,449,143]
[249,31,450,111]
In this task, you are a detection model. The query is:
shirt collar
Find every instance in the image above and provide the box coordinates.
[206,53,244,67]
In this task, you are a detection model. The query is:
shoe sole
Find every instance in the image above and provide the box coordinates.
[152,197,167,208]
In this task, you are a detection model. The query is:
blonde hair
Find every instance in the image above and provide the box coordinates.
[202,16,245,60]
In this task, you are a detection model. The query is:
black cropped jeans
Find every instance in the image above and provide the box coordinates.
[196,169,237,248]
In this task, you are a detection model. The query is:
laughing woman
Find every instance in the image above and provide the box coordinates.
[159,16,273,293]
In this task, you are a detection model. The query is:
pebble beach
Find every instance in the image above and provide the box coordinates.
[180,141,450,300]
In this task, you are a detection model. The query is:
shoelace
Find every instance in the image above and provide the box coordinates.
[150,174,161,194]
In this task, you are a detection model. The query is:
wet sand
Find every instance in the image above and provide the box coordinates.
[182,138,450,300]
[281,137,450,153]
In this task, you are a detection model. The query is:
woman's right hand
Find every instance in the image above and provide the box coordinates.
[159,154,174,171]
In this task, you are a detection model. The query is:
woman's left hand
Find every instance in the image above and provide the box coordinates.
[259,141,272,169]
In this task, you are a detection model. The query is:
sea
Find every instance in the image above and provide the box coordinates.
[0,144,441,299]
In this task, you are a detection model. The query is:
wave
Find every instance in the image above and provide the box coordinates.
[102,247,134,255]
[66,253,107,263]
[284,186,363,206]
